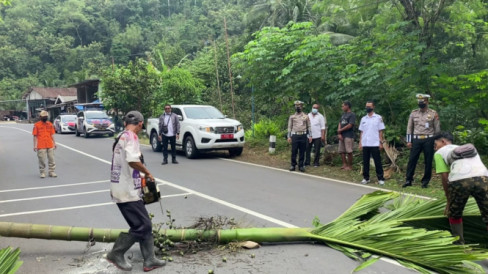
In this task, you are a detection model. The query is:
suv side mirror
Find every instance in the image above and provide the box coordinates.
[178,115,183,121]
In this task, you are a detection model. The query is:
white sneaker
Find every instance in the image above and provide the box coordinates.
[40,173,46,179]
[378,180,385,185]
[361,179,370,184]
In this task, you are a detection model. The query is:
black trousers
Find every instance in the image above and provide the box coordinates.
[116,200,152,241]
[362,146,384,180]
[305,138,322,165]
[291,135,307,167]
[405,137,434,183]
[162,135,176,160]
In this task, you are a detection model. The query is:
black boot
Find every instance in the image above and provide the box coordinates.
[161,159,168,165]
[140,236,166,272]
[107,232,137,271]
[402,181,412,188]
[450,223,465,245]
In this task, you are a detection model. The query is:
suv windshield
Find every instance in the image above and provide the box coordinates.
[184,107,224,119]
[86,112,109,119]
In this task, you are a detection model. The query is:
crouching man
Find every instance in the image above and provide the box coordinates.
[434,132,488,244]
[107,110,166,271]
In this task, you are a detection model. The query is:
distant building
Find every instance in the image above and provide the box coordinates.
[70,79,100,104]
[22,87,77,121]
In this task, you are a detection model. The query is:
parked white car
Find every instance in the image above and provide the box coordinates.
[146,105,245,158]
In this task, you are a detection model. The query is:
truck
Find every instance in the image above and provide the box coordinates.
[146,105,245,158]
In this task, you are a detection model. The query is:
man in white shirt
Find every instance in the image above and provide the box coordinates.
[433,131,488,244]
[158,104,180,164]
[358,101,386,185]
[305,103,327,167]
[108,111,166,272]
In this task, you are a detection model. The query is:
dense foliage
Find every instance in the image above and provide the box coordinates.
[0,0,487,150]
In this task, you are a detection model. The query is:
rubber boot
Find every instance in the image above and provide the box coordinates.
[107,232,137,271]
[140,236,166,272]
[450,223,465,245]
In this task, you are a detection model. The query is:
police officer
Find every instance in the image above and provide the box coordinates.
[287,101,312,172]
[403,94,441,188]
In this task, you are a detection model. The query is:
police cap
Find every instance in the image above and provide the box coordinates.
[294,100,304,106]
[416,94,431,100]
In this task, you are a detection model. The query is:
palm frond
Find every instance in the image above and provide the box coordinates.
[311,191,488,273]
[0,246,23,274]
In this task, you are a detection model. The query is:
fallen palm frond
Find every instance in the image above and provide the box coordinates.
[0,246,23,274]
[1,191,488,273]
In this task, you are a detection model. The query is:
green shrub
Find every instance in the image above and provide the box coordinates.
[247,119,286,139]
[453,125,488,155]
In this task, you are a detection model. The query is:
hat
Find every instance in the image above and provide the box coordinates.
[294,100,304,105]
[40,110,48,117]
[416,94,431,100]
[124,111,144,125]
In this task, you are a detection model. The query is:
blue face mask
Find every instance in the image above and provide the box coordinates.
[312,108,318,114]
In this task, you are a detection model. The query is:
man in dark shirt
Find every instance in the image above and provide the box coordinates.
[337,101,356,170]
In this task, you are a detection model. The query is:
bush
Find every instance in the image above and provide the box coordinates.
[453,125,488,155]
[247,118,286,139]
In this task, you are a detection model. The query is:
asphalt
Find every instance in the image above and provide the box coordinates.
[0,122,417,273]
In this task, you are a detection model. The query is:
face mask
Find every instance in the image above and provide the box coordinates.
[295,107,302,113]
[418,102,426,109]
[312,108,318,114]
[41,117,48,122]
[366,107,373,113]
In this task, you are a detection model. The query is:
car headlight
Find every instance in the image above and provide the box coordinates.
[237,125,243,132]
[199,126,214,133]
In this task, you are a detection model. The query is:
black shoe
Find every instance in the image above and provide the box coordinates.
[172,159,178,164]
[402,181,412,188]
[161,159,168,165]
[289,166,296,171]
[421,182,429,188]
[314,163,319,167]
[299,166,305,172]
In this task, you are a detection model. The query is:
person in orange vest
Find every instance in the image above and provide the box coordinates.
[32,110,56,178]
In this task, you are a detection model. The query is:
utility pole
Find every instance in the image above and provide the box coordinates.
[213,40,223,111]
[223,17,236,119]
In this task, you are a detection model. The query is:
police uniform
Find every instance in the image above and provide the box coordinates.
[288,101,311,172]
[404,94,441,188]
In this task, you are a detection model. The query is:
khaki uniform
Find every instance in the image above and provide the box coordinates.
[288,112,311,169]
[405,107,441,186]
[287,112,311,137]
[406,108,440,142]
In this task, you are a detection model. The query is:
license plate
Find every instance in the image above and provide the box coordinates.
[221,134,234,139]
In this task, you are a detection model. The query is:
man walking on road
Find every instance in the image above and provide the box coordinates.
[433,132,488,244]
[108,111,166,272]
[358,101,386,185]
[32,110,56,178]
[338,101,356,170]
[403,94,441,188]
[287,100,312,172]
[305,103,327,167]
[158,104,180,165]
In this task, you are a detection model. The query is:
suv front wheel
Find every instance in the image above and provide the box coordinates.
[184,135,199,159]
[150,131,162,152]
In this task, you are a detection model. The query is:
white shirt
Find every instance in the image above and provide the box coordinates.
[308,112,326,139]
[435,144,488,182]
[110,130,143,203]
[163,113,174,137]
[359,113,385,147]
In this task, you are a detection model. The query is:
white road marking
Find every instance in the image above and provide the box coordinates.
[0,180,109,193]
[220,158,434,200]
[0,193,191,217]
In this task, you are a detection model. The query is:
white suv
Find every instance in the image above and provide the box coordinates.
[146,105,245,158]
[75,110,115,138]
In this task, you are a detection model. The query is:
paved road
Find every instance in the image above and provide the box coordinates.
[0,122,414,274]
